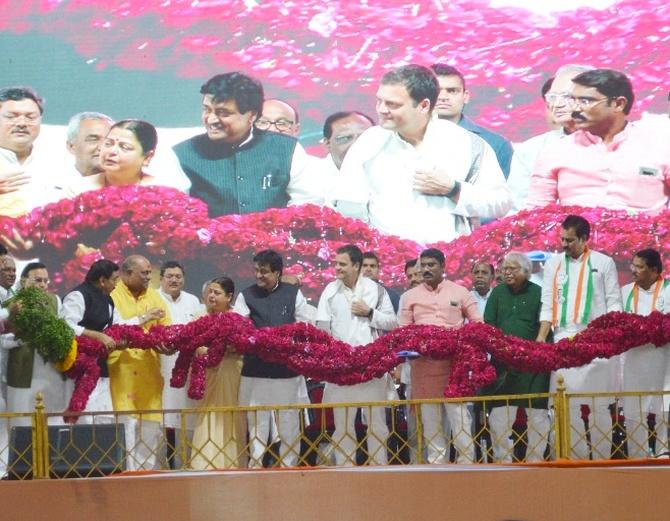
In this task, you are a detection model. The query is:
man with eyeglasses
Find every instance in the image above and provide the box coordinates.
[173,72,321,217]
[318,111,374,206]
[0,86,63,217]
[507,65,592,213]
[527,69,670,213]
[256,99,301,137]
[1,262,69,427]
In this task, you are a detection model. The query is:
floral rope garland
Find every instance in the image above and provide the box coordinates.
[64,310,670,411]
[2,186,669,300]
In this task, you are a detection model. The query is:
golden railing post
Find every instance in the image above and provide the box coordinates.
[553,375,570,460]
[179,412,188,471]
[415,401,424,464]
[32,392,50,479]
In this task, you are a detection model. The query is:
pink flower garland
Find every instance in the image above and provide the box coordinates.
[65,311,670,411]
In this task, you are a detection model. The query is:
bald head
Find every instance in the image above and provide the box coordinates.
[256,99,300,137]
[121,255,152,295]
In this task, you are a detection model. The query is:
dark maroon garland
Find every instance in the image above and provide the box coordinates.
[64,311,670,411]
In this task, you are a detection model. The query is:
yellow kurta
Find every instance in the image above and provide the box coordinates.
[109,281,171,421]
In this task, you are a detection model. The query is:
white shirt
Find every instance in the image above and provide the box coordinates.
[158,288,203,325]
[316,276,397,346]
[314,154,340,207]
[233,285,313,324]
[470,288,492,317]
[61,290,129,336]
[621,280,670,315]
[334,119,511,244]
[507,129,565,214]
[286,141,329,207]
[540,249,622,341]
[0,147,64,217]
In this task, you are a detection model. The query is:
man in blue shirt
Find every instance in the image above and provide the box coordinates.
[430,64,513,179]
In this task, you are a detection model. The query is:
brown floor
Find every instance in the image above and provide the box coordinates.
[2,463,670,521]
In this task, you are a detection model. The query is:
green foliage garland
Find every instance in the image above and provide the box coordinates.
[5,287,74,363]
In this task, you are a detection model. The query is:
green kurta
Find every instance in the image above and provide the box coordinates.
[482,280,549,408]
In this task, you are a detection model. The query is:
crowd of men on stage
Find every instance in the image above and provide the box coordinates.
[0,60,669,470]
[0,217,668,469]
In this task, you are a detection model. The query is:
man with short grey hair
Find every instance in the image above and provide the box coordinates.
[507,65,592,212]
[482,251,549,462]
[65,111,113,177]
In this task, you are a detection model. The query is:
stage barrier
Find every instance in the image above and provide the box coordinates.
[1,379,668,479]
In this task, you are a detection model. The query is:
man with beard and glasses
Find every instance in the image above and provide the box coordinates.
[527,69,670,214]
[398,248,481,464]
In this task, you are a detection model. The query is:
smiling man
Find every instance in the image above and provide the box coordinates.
[0,86,60,217]
[527,69,670,213]
[334,64,511,244]
[173,72,321,217]
[65,111,113,177]
[233,249,312,468]
[316,244,397,466]
[110,254,171,470]
[398,247,481,464]
[157,260,203,466]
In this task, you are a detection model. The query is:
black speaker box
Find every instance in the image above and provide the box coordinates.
[5,423,126,479]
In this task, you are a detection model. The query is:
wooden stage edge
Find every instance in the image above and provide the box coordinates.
[3,462,670,521]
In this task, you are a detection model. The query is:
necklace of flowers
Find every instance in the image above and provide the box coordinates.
[63,310,670,412]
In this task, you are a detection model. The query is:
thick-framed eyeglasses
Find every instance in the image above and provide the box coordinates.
[543,92,571,105]
[255,118,294,132]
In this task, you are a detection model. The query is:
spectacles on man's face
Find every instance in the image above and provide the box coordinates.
[255,118,294,132]
[568,96,610,109]
[1,112,41,125]
[544,92,571,105]
[331,134,357,145]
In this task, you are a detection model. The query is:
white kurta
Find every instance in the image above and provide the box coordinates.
[334,119,512,244]
[617,281,670,457]
[158,289,204,429]
[1,330,68,427]
[541,249,622,459]
[316,276,397,465]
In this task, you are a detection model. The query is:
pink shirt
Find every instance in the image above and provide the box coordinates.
[399,279,482,399]
[526,121,670,213]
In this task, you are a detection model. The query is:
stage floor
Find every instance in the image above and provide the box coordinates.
[2,462,670,520]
